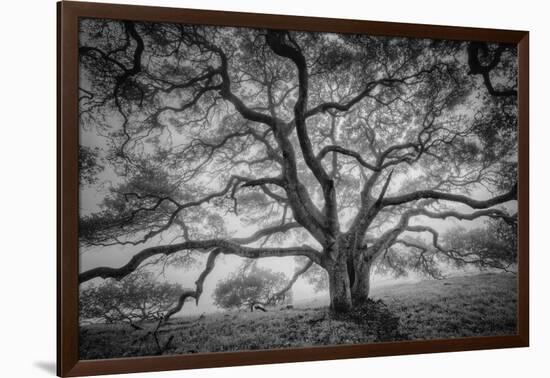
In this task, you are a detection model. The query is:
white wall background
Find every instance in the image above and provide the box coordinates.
[0,0,547,376]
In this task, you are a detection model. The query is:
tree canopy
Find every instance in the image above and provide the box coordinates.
[78,18,518,314]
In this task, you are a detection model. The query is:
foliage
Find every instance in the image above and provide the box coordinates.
[80,271,184,326]
[376,241,443,280]
[79,146,104,185]
[375,216,517,279]
[442,218,517,270]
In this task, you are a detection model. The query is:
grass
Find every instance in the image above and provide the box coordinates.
[79,272,517,359]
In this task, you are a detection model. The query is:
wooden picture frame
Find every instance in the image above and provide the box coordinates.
[58,1,529,376]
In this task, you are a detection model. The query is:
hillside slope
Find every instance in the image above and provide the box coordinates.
[80,272,517,359]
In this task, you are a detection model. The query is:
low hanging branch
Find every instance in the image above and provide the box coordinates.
[364,205,517,263]
[161,248,222,323]
[129,249,223,355]
[393,226,514,272]
[79,240,320,284]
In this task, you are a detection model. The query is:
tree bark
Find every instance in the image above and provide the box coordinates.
[326,245,374,312]
[351,257,373,304]
[327,254,353,313]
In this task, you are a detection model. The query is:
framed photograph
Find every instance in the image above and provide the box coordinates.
[57,1,529,376]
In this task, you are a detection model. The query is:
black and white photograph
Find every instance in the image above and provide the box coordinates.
[77,18,519,360]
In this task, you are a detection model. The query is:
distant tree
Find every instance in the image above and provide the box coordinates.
[213,265,291,311]
[80,271,184,328]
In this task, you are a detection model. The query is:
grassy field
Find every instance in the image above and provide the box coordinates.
[79,272,517,359]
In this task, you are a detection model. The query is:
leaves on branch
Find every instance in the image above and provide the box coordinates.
[441,218,517,270]
[79,146,104,185]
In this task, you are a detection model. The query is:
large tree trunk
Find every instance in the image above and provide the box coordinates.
[327,248,373,313]
[327,254,353,313]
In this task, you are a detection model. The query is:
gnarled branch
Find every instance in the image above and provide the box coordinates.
[381,183,517,209]
[80,237,320,284]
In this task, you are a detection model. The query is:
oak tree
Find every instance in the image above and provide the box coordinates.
[78,19,518,314]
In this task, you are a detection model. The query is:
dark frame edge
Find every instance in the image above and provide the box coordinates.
[56,2,61,375]
[57,1,530,376]
[516,32,529,347]
[66,335,527,377]
[58,1,80,376]
[60,1,527,42]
